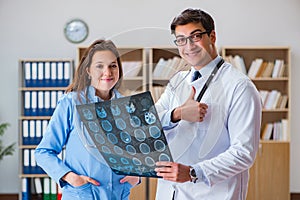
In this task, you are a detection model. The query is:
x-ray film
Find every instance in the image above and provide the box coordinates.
[76,91,173,177]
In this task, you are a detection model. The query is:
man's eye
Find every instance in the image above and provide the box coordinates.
[176,37,186,43]
[192,33,202,39]
[96,64,104,68]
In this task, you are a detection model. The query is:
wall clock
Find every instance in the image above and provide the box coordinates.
[64,19,89,43]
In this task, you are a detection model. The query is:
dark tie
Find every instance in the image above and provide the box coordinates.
[192,70,201,82]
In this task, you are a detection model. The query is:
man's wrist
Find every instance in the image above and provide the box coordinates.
[171,108,181,123]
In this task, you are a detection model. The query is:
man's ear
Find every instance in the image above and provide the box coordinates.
[209,30,216,43]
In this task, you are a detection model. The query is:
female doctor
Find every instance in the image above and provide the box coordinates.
[35,39,140,199]
[154,8,262,200]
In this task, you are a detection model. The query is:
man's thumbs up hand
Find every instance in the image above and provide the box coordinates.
[171,87,208,123]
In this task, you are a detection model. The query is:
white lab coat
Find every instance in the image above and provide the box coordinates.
[155,57,262,200]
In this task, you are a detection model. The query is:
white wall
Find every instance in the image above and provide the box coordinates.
[0,0,299,193]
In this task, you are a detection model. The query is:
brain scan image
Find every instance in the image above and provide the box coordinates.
[82,108,94,120]
[76,91,173,177]
[115,118,127,130]
[130,116,141,127]
[144,111,156,124]
[96,106,107,118]
[101,120,113,132]
[125,101,136,113]
[111,105,121,116]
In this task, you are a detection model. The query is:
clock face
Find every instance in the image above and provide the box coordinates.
[64,19,88,43]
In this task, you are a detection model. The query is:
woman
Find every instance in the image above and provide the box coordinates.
[35,39,140,200]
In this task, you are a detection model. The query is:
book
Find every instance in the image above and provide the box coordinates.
[272,59,284,78]
[261,61,274,77]
[279,95,288,109]
[233,55,247,74]
[152,58,167,78]
[281,119,289,141]
[248,58,263,78]
[264,90,280,109]
[255,61,268,77]
[122,61,142,77]
[259,90,269,107]
[262,123,273,140]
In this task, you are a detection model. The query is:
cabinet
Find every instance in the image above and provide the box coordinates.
[221,46,291,200]
[18,59,74,199]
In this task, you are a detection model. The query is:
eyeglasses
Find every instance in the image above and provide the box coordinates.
[174,31,209,46]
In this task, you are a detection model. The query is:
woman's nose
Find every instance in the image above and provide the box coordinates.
[102,66,112,75]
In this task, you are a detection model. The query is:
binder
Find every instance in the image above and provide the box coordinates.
[24,91,31,116]
[30,149,36,174]
[38,62,44,87]
[24,62,31,87]
[23,149,30,174]
[43,178,51,200]
[36,120,42,145]
[38,91,44,116]
[30,149,45,174]
[23,120,29,145]
[31,91,38,116]
[29,120,35,145]
[63,62,70,86]
[22,178,30,200]
[50,91,57,115]
[44,91,51,116]
[50,62,57,87]
[57,91,63,102]
[42,120,48,137]
[31,62,38,87]
[50,179,57,200]
[33,178,43,200]
[57,62,63,87]
[44,62,51,87]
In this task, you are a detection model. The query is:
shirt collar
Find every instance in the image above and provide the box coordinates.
[191,56,222,78]
[86,86,120,102]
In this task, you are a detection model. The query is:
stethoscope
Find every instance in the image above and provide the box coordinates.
[169,58,225,102]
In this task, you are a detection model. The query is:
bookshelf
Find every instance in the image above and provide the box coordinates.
[222,46,290,200]
[148,47,190,102]
[18,59,74,199]
[77,46,147,96]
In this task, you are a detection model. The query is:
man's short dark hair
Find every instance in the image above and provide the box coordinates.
[170,8,215,35]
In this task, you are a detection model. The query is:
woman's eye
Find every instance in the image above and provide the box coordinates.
[96,64,104,69]
[110,64,118,68]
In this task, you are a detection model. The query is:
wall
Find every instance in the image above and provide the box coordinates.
[0,0,299,193]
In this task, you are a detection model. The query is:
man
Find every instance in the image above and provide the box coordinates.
[154,8,262,199]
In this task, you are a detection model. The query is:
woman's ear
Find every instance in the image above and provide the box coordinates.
[86,67,90,77]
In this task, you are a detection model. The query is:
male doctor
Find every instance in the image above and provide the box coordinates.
[154,8,262,200]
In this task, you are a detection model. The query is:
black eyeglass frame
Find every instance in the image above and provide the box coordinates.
[174,31,209,46]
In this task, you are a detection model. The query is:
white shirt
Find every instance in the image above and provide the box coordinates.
[155,56,262,200]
